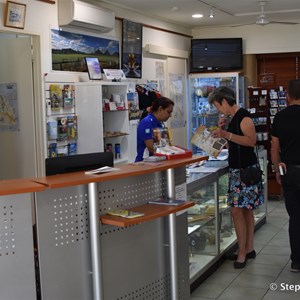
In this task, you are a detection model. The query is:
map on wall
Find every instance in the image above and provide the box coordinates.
[169,74,186,128]
[0,83,19,131]
[51,28,120,72]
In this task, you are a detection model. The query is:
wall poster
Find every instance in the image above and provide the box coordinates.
[122,19,142,78]
[0,82,19,131]
[51,28,120,72]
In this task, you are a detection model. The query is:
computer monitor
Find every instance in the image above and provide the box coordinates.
[45,152,114,176]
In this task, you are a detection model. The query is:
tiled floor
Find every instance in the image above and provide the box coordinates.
[191,199,300,300]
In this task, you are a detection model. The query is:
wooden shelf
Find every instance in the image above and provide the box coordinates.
[100,201,195,227]
[0,179,46,196]
[32,155,208,189]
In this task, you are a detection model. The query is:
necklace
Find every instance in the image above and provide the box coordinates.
[229,106,239,117]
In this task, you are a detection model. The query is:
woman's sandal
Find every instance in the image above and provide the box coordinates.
[227,250,256,261]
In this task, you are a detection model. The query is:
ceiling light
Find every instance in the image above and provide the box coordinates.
[192,14,203,19]
[209,8,215,18]
[171,6,179,11]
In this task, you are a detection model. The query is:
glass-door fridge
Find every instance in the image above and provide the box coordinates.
[188,72,245,153]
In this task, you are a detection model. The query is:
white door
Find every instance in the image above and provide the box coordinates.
[0,35,37,179]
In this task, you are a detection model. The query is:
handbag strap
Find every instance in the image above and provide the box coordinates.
[236,117,261,171]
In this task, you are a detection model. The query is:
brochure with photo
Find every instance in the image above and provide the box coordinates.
[153,127,171,150]
[85,57,102,80]
[191,125,227,158]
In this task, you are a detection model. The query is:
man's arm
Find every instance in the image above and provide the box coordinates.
[270,136,282,184]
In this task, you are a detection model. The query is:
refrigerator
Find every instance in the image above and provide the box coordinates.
[188,72,245,153]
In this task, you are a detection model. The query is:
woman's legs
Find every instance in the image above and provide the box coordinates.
[231,207,247,262]
[243,208,255,253]
[231,207,255,262]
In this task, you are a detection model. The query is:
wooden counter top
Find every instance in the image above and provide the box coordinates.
[0,179,46,196]
[100,201,195,227]
[32,155,208,189]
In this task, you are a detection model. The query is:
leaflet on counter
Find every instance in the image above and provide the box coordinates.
[85,166,120,174]
[191,125,227,158]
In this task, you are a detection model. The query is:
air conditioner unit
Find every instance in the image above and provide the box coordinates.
[58,0,115,33]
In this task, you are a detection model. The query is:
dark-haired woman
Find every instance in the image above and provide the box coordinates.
[208,86,264,269]
[135,97,174,162]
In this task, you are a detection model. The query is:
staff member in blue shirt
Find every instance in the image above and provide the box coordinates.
[135,97,174,162]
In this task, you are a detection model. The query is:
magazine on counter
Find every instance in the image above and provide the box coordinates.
[191,125,227,158]
[107,209,144,218]
[148,197,186,206]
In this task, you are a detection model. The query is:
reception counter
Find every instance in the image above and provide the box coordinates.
[0,152,268,299]
[32,155,207,300]
[0,179,45,300]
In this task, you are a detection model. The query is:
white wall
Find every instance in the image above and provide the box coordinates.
[1,0,298,175]
[192,24,300,54]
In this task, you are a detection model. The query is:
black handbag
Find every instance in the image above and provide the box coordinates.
[240,164,262,185]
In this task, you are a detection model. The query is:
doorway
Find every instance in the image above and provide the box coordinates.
[0,33,42,179]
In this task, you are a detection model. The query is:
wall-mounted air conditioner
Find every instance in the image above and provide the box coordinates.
[58,0,115,33]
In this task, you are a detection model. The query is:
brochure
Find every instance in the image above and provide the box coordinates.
[85,166,120,175]
[143,156,166,162]
[148,197,186,206]
[153,127,172,150]
[107,209,144,218]
[191,125,227,158]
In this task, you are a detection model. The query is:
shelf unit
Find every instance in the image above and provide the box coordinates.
[248,87,287,178]
[101,82,130,165]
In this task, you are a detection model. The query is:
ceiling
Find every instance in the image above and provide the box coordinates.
[99,0,300,28]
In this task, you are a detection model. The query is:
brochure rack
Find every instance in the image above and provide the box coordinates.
[44,74,78,158]
[248,86,287,179]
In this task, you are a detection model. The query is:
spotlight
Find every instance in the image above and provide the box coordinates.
[209,8,215,18]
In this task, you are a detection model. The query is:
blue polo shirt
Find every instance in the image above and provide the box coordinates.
[135,113,163,162]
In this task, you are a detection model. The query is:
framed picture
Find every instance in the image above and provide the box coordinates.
[37,0,55,3]
[4,1,27,29]
[85,57,102,80]
[122,19,142,78]
[51,28,120,72]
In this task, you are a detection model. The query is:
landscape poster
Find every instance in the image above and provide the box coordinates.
[51,28,120,72]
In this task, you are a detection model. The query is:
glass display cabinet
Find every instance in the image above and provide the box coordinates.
[187,149,267,287]
[188,72,245,154]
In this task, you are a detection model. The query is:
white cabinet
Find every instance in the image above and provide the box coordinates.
[75,82,104,154]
